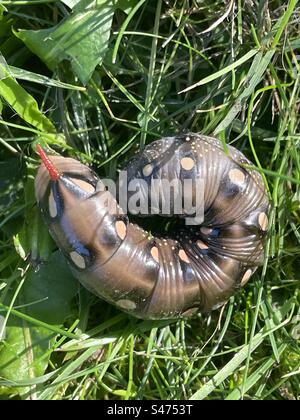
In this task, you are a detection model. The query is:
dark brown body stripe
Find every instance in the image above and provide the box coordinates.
[35,134,270,319]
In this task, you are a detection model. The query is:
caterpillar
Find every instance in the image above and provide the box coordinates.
[35,134,269,319]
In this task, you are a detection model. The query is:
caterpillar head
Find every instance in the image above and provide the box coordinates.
[35,145,99,222]
[35,146,124,272]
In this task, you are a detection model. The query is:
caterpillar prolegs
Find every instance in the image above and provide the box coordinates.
[35,134,269,319]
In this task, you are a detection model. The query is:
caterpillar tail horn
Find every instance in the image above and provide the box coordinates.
[36,144,61,181]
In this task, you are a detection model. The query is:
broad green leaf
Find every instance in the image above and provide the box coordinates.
[0,56,55,133]
[15,0,138,84]
[0,252,78,395]
[0,320,54,397]
[21,252,78,324]
[73,0,137,14]
[15,9,113,85]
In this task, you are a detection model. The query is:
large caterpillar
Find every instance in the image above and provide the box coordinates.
[35,134,269,319]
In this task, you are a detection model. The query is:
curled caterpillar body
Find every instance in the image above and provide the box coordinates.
[35,134,269,319]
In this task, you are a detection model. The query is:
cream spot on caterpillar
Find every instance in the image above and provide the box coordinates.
[229,168,245,185]
[241,269,252,286]
[142,164,154,177]
[178,249,190,263]
[258,212,268,231]
[180,157,195,170]
[151,246,159,263]
[70,178,95,193]
[69,251,86,269]
[197,240,208,250]
[116,299,136,310]
[48,190,57,218]
[200,227,213,235]
[116,220,127,240]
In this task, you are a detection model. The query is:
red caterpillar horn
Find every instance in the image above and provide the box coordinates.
[36,144,61,181]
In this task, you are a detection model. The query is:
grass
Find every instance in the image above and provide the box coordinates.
[0,0,299,400]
